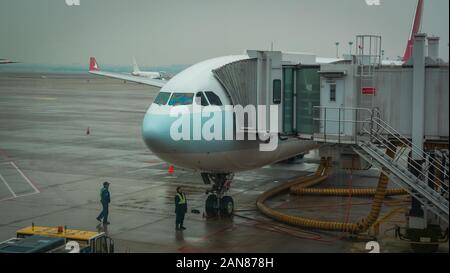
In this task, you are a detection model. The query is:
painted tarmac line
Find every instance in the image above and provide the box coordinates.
[0,172,17,198]
[0,191,40,202]
[10,161,40,193]
[15,191,40,199]
[0,161,40,202]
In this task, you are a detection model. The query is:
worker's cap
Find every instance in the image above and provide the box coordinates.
[103,181,110,186]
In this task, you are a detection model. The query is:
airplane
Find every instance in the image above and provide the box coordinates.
[131,57,163,79]
[0,59,19,64]
[90,55,321,216]
[88,0,425,217]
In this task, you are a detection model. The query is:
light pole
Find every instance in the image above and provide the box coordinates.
[349,41,354,55]
[335,42,340,58]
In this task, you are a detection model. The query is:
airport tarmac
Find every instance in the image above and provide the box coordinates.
[0,73,448,253]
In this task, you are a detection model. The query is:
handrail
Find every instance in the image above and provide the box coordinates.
[364,117,449,190]
[372,107,449,173]
[358,137,449,217]
[369,117,449,188]
[312,106,449,197]
[361,125,449,196]
[313,106,373,113]
[313,106,448,183]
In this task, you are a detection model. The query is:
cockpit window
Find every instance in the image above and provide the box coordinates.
[205,91,223,106]
[195,92,209,106]
[153,92,171,105]
[168,93,194,106]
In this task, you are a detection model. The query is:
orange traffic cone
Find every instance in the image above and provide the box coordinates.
[86,127,90,135]
[168,165,174,174]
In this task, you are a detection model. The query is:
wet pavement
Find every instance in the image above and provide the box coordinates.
[0,73,447,253]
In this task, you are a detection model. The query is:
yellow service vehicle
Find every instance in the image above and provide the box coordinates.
[16,225,114,253]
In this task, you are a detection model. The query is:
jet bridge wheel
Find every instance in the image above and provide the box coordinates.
[205,194,219,217]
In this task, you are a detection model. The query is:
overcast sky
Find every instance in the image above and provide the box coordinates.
[0,0,448,66]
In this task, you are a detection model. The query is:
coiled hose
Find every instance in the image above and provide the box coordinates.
[257,148,408,234]
[291,188,406,197]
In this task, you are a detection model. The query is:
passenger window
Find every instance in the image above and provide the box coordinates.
[205,91,223,106]
[168,93,194,106]
[195,92,209,106]
[153,92,171,105]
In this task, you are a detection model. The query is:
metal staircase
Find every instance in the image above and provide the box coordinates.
[313,107,449,224]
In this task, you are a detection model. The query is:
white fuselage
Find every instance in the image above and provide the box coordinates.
[141,55,318,173]
[131,71,162,79]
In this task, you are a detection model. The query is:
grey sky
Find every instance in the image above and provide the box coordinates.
[0,0,448,66]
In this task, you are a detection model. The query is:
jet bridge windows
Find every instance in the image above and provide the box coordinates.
[168,93,194,106]
[204,91,223,106]
[153,92,171,105]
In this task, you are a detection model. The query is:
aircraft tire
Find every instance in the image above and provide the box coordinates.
[205,194,219,217]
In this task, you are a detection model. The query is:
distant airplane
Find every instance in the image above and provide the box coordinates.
[0,59,19,64]
[88,0,425,217]
[131,57,163,79]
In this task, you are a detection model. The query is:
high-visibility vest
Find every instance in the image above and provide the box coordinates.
[177,193,186,205]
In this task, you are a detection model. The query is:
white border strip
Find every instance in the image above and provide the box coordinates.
[0,191,40,202]
[0,172,17,198]
[0,161,40,202]
[10,161,40,193]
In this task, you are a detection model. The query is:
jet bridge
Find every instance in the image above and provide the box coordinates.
[212,50,321,135]
[213,37,449,247]
[310,34,449,249]
[212,52,281,134]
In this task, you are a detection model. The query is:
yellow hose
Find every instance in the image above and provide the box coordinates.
[291,188,406,197]
[257,148,408,234]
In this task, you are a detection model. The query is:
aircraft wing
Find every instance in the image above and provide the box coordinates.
[88,57,167,88]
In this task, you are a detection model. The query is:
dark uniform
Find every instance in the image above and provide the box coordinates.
[97,183,111,224]
[175,192,187,230]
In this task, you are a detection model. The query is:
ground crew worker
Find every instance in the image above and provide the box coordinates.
[175,186,187,230]
[96,181,111,224]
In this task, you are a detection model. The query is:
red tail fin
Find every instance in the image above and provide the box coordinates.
[402,0,424,62]
[89,57,99,71]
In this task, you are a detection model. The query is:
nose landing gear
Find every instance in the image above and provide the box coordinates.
[202,173,235,217]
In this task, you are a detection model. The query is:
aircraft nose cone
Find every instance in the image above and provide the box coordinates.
[142,113,172,154]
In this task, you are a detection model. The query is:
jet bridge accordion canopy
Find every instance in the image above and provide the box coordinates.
[212,58,257,107]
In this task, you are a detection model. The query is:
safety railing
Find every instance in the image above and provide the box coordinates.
[371,108,449,178]
[312,106,374,144]
[360,116,449,199]
[360,126,449,199]
[312,106,449,200]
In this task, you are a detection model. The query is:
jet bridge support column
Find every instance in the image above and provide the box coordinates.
[412,33,426,161]
[405,33,443,253]
[410,33,427,222]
